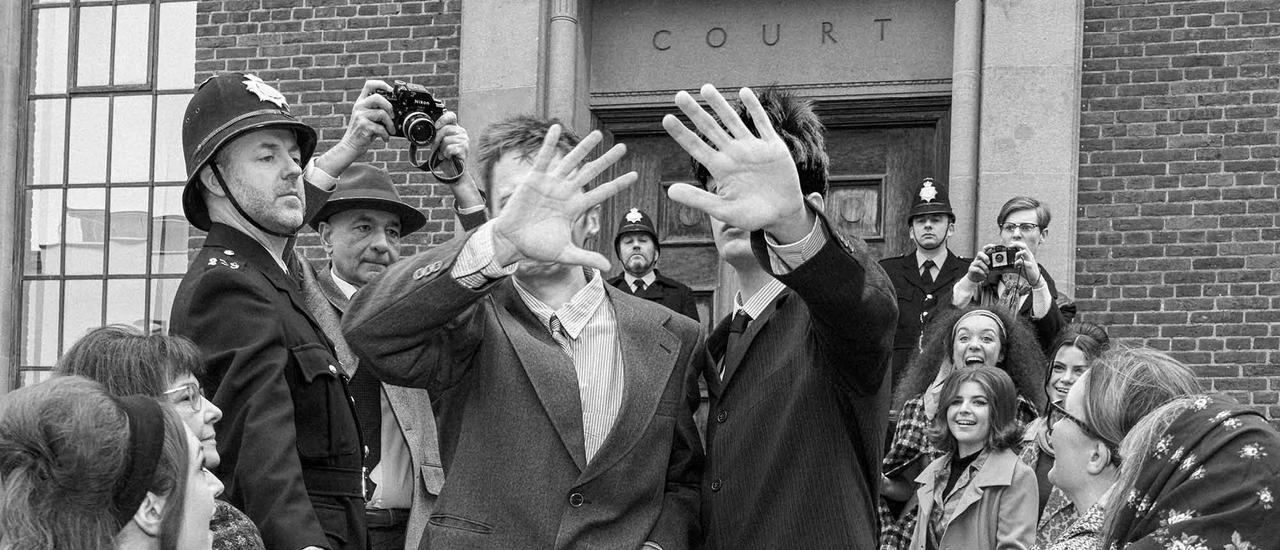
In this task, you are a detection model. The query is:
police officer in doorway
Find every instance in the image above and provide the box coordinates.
[606,207,700,321]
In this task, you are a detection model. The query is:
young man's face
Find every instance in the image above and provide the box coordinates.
[909,213,954,252]
[618,232,658,277]
[205,128,306,233]
[489,150,598,278]
[321,208,402,287]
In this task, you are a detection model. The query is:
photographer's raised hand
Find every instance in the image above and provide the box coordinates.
[1007,241,1043,286]
[663,84,814,243]
[315,80,395,178]
[490,125,637,272]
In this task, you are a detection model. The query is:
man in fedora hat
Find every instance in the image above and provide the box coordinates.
[878,178,971,393]
[606,207,700,321]
[297,162,486,550]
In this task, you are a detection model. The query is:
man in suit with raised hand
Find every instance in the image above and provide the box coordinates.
[662,84,897,550]
[342,117,703,550]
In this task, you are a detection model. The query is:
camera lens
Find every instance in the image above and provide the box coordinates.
[402,113,435,146]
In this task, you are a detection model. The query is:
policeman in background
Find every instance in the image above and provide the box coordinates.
[170,73,394,550]
[878,178,970,397]
[606,207,700,321]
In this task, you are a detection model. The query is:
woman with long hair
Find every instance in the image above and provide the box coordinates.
[908,366,1037,550]
[54,325,263,550]
[0,375,222,550]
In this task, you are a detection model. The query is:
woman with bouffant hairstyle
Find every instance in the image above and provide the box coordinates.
[0,376,221,550]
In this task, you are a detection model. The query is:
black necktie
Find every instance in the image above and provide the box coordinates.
[633,280,647,293]
[720,310,752,378]
[921,259,936,287]
[348,368,381,499]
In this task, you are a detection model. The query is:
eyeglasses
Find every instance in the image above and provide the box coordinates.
[1049,401,1121,466]
[1000,222,1041,233]
[162,382,204,413]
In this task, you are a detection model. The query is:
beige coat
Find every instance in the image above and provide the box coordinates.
[909,448,1038,550]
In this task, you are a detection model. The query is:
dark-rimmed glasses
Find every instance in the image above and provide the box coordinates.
[162,382,204,413]
[1000,222,1041,233]
[1049,401,1121,466]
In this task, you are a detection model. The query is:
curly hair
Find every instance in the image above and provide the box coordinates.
[894,305,1046,411]
[927,366,1024,454]
[0,376,189,550]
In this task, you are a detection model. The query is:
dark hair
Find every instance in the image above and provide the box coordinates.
[996,196,1051,230]
[927,366,1024,453]
[1043,322,1110,400]
[895,305,1047,411]
[691,87,829,197]
[475,115,581,193]
[54,324,205,398]
[0,376,189,550]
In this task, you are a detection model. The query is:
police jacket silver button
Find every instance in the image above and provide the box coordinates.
[568,492,585,507]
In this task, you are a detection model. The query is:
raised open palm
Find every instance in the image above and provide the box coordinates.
[663,84,805,233]
[491,125,637,272]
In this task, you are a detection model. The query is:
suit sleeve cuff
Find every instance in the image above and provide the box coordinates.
[450,222,517,288]
[303,158,340,192]
[763,216,827,274]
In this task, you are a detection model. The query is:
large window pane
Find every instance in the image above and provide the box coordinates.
[154,94,190,182]
[64,187,106,275]
[22,280,60,366]
[68,96,109,184]
[111,95,154,182]
[63,280,104,352]
[109,187,150,274]
[28,99,66,187]
[152,185,189,274]
[25,188,64,276]
[31,7,70,94]
[150,277,181,334]
[76,6,112,87]
[114,4,151,85]
[105,279,147,329]
[157,2,195,90]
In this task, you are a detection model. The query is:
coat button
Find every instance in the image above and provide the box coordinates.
[710,478,722,492]
[328,365,338,374]
[568,492,584,507]
[716,410,728,423]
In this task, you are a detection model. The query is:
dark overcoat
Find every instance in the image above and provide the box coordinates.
[606,269,700,322]
[878,250,970,384]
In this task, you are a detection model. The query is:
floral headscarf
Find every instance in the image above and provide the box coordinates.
[1103,395,1280,550]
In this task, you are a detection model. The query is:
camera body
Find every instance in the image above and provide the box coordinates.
[375,80,446,146]
[985,244,1018,274]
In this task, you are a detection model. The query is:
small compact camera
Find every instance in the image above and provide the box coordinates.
[986,245,1017,274]
[375,80,446,146]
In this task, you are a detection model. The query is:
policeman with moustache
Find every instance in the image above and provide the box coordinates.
[170,73,398,550]
[606,207,700,322]
[879,178,971,393]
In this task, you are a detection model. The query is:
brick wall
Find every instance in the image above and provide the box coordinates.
[195,0,463,257]
[1077,0,1280,416]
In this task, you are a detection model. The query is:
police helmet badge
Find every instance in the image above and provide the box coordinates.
[907,177,953,222]
[243,74,289,109]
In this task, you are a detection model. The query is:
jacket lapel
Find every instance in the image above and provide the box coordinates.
[313,260,352,313]
[720,289,788,387]
[492,283,588,472]
[578,288,678,482]
[936,251,967,289]
[950,450,1019,523]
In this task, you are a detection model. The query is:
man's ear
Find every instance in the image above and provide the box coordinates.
[318,221,335,253]
[199,165,228,198]
[132,491,166,538]
[804,192,825,212]
[1041,228,1050,243]
[945,222,956,238]
[578,204,602,241]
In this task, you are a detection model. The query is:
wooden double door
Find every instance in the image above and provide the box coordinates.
[593,98,951,328]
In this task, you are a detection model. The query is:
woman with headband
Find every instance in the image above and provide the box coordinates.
[1019,322,1110,546]
[879,305,1045,550]
[0,375,222,550]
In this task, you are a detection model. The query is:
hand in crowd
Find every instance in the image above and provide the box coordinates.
[1006,241,1043,285]
[433,110,469,161]
[315,80,396,178]
[663,84,815,243]
[490,125,637,271]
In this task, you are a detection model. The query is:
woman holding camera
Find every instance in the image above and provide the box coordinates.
[950,196,1075,352]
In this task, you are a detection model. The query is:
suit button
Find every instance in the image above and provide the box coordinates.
[710,478,722,492]
[716,410,728,423]
[328,364,338,375]
[568,492,584,507]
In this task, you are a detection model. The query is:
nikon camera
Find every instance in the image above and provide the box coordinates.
[375,80,446,146]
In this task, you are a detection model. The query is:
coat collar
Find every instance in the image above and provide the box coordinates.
[313,260,351,313]
[915,448,1022,526]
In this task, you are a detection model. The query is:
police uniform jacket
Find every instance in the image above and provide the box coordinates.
[171,185,365,550]
[606,269,700,322]
[879,250,970,382]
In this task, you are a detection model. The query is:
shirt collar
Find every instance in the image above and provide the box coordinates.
[513,268,608,340]
[734,278,787,319]
[623,271,657,288]
[329,267,360,299]
[915,247,947,271]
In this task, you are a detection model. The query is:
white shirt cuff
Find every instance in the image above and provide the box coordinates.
[764,217,827,274]
[450,222,518,289]
[303,158,340,191]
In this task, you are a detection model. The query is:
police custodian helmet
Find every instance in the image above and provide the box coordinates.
[614,207,660,259]
[181,73,318,232]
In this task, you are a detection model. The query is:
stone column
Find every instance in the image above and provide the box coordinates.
[545,0,579,125]
[0,0,24,392]
[949,0,984,256]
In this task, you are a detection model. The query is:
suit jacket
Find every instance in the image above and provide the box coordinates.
[171,222,364,550]
[879,250,970,382]
[909,449,1037,550]
[297,258,446,550]
[341,230,704,550]
[700,215,898,550]
[606,269,700,322]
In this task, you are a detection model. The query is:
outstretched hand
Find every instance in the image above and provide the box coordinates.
[663,84,811,241]
[491,125,637,271]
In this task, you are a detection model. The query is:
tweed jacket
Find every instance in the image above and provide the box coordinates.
[909,448,1038,550]
[342,229,704,550]
[879,249,969,382]
[606,269,700,322]
[699,214,898,550]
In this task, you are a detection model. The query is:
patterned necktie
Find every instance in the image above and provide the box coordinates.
[997,273,1029,313]
[719,309,752,379]
[548,315,572,357]
[920,259,936,287]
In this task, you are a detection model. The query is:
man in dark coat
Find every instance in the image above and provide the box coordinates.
[663,85,897,549]
[878,178,971,394]
[607,206,700,322]
[342,117,703,550]
[170,73,397,550]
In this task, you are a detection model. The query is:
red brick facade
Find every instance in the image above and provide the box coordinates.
[1077,0,1280,415]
